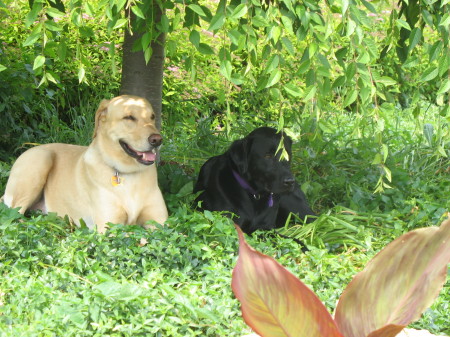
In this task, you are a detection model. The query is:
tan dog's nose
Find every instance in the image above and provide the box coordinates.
[149,134,162,147]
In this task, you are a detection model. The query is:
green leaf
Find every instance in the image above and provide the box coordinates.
[423,123,434,147]
[197,43,214,55]
[438,52,449,77]
[45,71,57,84]
[25,2,42,27]
[141,31,152,50]
[209,11,225,31]
[281,15,294,34]
[33,55,46,70]
[265,68,281,88]
[232,226,344,337]
[251,15,268,27]
[78,66,85,83]
[281,37,294,55]
[159,14,170,33]
[343,89,357,107]
[46,7,65,19]
[302,85,317,101]
[144,47,153,64]
[284,82,302,97]
[371,153,382,165]
[23,24,42,47]
[408,27,422,53]
[439,13,450,27]
[437,79,450,95]
[265,54,279,74]
[131,6,145,19]
[342,0,349,15]
[188,4,207,17]
[420,66,438,82]
[94,281,144,301]
[0,64,6,72]
[429,41,443,63]
[219,48,232,81]
[189,30,200,48]
[376,76,397,86]
[335,219,450,337]
[396,19,411,30]
[230,4,247,19]
[112,18,127,30]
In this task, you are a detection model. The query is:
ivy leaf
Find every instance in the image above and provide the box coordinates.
[335,219,450,337]
[232,225,344,337]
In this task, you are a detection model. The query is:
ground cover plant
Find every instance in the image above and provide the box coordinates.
[1,0,449,336]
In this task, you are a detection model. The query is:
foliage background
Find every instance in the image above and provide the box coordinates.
[0,0,449,335]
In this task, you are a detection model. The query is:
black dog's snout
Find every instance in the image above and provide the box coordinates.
[283,177,295,187]
[149,134,162,147]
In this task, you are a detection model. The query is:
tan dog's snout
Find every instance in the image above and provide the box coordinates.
[149,134,162,148]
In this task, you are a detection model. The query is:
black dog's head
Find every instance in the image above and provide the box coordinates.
[227,127,296,194]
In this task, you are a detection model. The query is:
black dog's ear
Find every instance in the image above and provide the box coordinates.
[228,138,250,174]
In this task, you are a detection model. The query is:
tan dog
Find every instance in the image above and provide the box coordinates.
[2,95,168,233]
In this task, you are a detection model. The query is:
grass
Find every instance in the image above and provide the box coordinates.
[1,106,449,336]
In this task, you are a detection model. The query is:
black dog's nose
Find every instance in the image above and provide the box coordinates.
[283,177,295,187]
[149,134,162,147]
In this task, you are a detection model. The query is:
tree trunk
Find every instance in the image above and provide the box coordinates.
[119,7,165,131]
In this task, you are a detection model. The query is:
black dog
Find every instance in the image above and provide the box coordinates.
[194,127,315,234]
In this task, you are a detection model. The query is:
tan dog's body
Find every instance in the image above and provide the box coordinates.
[2,95,168,233]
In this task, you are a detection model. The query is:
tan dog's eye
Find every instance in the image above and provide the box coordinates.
[123,115,136,121]
[151,114,156,120]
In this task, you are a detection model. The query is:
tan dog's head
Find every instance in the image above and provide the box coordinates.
[93,95,162,172]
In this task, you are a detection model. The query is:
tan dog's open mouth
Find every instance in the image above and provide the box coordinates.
[119,140,157,165]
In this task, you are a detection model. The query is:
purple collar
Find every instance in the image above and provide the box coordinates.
[232,170,274,207]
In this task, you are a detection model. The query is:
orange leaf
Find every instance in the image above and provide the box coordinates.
[335,218,450,337]
[232,225,343,337]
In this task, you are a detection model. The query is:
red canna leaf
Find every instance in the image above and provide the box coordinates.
[232,225,343,337]
[335,218,450,337]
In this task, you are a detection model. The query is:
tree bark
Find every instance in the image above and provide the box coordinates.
[119,6,165,130]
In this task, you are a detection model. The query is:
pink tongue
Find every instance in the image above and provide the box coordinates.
[137,151,156,162]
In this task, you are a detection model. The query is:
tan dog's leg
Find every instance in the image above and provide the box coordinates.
[3,147,55,213]
[137,194,168,230]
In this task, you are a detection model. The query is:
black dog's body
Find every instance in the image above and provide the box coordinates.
[194,127,315,234]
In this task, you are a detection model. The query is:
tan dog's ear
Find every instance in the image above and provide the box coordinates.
[93,99,110,138]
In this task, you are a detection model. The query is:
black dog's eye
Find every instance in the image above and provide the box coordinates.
[264,153,273,159]
[123,115,136,121]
